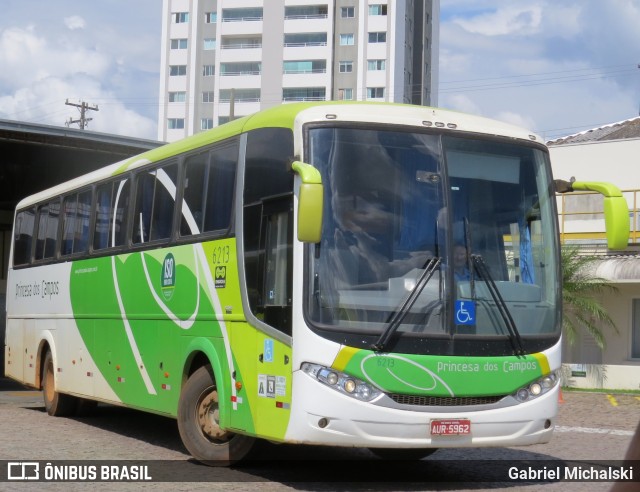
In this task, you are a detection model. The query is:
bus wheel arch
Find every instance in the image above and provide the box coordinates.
[42,348,78,417]
[177,363,256,466]
[36,339,51,390]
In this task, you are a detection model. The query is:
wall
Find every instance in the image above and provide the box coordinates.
[552,139,640,389]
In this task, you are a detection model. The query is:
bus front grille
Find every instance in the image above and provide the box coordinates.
[389,394,506,407]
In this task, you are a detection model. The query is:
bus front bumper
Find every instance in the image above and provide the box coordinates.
[284,371,557,449]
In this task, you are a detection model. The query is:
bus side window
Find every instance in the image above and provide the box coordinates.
[12,208,36,266]
[182,151,208,235]
[93,178,130,250]
[133,172,155,244]
[133,163,177,244]
[93,183,112,250]
[205,145,236,232]
[35,200,60,261]
[75,190,92,253]
[62,195,77,256]
[181,141,237,237]
[62,190,92,256]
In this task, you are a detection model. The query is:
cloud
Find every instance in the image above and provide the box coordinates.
[452,5,542,36]
[439,0,640,138]
[64,15,86,30]
[0,24,157,139]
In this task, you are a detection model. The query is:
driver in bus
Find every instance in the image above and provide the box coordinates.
[332,192,432,286]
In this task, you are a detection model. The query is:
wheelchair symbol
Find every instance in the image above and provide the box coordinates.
[455,300,475,326]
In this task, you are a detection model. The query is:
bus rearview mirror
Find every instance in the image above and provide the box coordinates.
[291,161,323,243]
[570,181,630,250]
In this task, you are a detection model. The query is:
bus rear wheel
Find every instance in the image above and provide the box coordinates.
[42,350,78,417]
[177,365,255,466]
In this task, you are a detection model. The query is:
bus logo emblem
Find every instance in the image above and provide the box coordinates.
[215,266,226,289]
[161,253,176,300]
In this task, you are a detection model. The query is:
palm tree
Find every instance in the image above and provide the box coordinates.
[561,245,618,349]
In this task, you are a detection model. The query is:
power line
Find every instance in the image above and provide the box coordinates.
[439,68,638,94]
[440,63,636,85]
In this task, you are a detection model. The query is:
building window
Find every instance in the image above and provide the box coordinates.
[204,38,216,50]
[221,36,262,49]
[220,62,261,76]
[219,89,261,102]
[283,60,326,74]
[369,5,387,16]
[368,32,387,43]
[283,87,326,102]
[173,12,189,23]
[285,6,328,19]
[632,300,640,358]
[339,61,353,73]
[169,91,186,102]
[221,8,263,22]
[169,65,187,76]
[202,91,215,103]
[201,118,214,130]
[168,118,185,129]
[284,33,327,47]
[367,59,386,71]
[341,7,355,18]
[205,12,217,23]
[338,88,353,100]
[203,65,215,76]
[367,87,385,99]
[170,38,188,50]
[339,33,355,46]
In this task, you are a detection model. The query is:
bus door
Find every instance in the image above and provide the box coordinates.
[232,195,293,438]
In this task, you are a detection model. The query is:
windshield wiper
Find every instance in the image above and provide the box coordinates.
[371,256,442,352]
[471,255,525,357]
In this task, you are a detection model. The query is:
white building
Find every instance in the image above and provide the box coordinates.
[548,117,640,391]
[158,0,440,142]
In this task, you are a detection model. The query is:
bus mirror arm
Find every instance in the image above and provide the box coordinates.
[556,178,630,250]
[553,178,575,194]
[291,161,324,243]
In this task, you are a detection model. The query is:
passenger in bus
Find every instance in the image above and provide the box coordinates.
[453,243,471,281]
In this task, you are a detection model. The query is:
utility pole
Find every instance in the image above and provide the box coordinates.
[229,88,236,121]
[65,99,99,129]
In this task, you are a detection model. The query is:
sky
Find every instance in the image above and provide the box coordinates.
[0,0,639,142]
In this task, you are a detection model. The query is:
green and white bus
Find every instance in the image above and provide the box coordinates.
[4,102,629,464]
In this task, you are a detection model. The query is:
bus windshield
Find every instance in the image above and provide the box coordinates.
[306,126,560,356]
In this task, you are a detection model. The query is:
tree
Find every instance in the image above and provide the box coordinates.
[561,245,618,349]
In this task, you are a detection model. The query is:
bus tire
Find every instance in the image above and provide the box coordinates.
[368,447,438,460]
[42,350,78,417]
[177,365,255,466]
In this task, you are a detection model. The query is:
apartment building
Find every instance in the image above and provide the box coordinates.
[158,0,440,142]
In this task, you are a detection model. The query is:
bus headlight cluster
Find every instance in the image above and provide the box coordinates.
[514,371,560,402]
[301,363,382,402]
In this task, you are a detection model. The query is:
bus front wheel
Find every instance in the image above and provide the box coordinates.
[42,350,78,417]
[177,365,255,466]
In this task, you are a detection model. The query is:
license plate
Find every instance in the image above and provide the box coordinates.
[430,419,471,435]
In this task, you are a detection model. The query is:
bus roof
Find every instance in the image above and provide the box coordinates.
[15,102,544,210]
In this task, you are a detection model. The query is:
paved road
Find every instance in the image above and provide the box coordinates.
[0,377,638,491]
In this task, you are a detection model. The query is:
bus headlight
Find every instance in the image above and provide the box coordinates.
[514,371,560,402]
[301,363,382,402]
